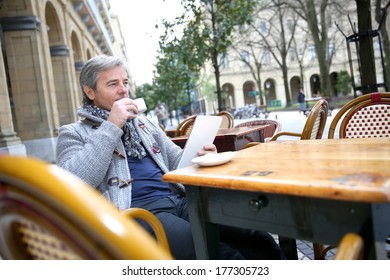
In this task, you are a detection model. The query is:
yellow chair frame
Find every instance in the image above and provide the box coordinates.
[333,233,364,260]
[0,155,172,260]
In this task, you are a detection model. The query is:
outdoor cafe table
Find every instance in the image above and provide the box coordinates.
[162,138,390,259]
[171,125,268,152]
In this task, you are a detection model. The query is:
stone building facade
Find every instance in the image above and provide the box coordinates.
[0,0,133,162]
[200,2,388,113]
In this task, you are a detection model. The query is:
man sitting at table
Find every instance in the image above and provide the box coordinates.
[56,54,285,260]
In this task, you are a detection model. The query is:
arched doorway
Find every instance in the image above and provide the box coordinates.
[264,78,276,106]
[222,83,235,110]
[310,74,321,97]
[290,76,301,103]
[243,81,256,106]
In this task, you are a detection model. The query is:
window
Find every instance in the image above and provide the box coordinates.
[327,14,333,27]
[241,51,249,67]
[328,43,335,56]
[263,48,270,65]
[259,21,267,33]
[286,18,293,32]
[289,47,295,62]
[308,44,316,60]
[220,54,229,69]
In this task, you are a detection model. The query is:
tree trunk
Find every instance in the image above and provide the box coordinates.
[356,0,378,94]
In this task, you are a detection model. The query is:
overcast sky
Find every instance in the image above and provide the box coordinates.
[109,0,183,86]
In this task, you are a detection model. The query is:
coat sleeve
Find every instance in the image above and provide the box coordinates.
[56,120,124,188]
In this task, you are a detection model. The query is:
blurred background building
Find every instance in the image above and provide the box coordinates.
[0,0,134,162]
[196,1,389,115]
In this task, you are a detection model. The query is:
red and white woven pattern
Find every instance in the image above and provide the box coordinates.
[344,104,390,138]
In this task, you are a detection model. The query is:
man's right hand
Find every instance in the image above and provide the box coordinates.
[107,98,139,128]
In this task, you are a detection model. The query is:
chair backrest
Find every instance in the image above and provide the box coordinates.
[174,115,197,137]
[270,98,328,141]
[235,119,282,141]
[0,155,173,260]
[217,111,234,128]
[300,98,329,139]
[328,92,390,139]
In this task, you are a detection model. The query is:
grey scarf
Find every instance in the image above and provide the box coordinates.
[82,103,146,159]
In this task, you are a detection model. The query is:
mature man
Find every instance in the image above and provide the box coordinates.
[56,54,285,260]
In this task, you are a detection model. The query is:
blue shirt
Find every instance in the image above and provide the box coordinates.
[128,154,171,203]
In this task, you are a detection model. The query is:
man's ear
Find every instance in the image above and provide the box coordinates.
[84,85,95,100]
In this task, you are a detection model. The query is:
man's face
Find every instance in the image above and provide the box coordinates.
[84,66,129,110]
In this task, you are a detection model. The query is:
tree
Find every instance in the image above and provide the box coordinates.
[154,23,201,118]
[375,0,390,91]
[231,37,267,106]
[199,76,218,114]
[154,5,209,116]
[292,28,309,93]
[153,47,188,123]
[170,0,257,112]
[249,0,299,107]
[335,70,352,96]
[134,83,156,115]
[291,0,347,99]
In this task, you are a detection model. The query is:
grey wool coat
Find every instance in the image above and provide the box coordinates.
[56,107,185,211]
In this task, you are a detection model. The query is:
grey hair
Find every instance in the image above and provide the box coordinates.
[80,54,129,103]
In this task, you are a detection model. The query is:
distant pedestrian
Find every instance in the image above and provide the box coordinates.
[297,88,306,111]
[155,102,169,128]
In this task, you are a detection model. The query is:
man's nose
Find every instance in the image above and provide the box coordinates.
[119,82,128,93]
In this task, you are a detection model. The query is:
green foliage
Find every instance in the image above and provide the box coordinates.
[200,79,217,102]
[335,70,352,96]
[154,0,257,112]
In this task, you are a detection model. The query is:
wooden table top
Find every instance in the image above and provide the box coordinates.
[163,138,390,203]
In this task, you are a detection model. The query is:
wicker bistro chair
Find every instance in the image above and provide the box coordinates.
[174,115,197,137]
[328,92,390,139]
[217,111,234,128]
[0,155,173,260]
[271,98,329,141]
[314,93,390,260]
[235,119,282,142]
[243,99,329,149]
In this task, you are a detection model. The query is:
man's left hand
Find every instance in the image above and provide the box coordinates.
[197,144,217,156]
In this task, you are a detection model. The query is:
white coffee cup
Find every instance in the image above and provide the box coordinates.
[134,98,147,114]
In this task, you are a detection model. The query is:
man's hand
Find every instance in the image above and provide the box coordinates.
[107,98,139,128]
[197,144,217,156]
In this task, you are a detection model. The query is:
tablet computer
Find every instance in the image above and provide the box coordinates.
[177,115,222,169]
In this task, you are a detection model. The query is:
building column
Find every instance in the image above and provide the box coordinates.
[50,45,78,125]
[0,37,26,155]
[1,16,59,162]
